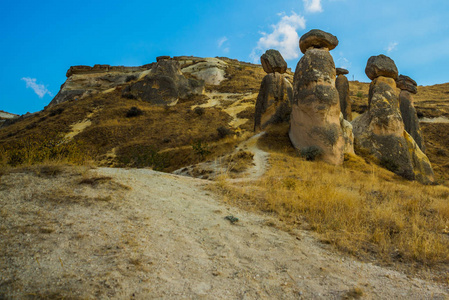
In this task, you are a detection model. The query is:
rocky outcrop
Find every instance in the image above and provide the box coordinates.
[397,75,425,152]
[122,58,205,106]
[48,57,206,107]
[336,68,352,121]
[254,50,292,131]
[49,64,154,106]
[352,56,434,183]
[290,30,352,165]
[260,49,288,74]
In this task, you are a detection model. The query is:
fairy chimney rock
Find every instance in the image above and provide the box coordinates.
[290,29,352,165]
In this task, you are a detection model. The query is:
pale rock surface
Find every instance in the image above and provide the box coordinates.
[181,57,228,85]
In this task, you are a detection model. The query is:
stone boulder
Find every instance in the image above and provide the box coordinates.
[352,73,434,184]
[122,59,204,106]
[260,49,287,74]
[254,73,292,131]
[397,75,425,152]
[336,69,352,121]
[299,29,339,54]
[365,54,398,80]
[290,31,350,165]
[396,74,418,94]
[336,68,349,75]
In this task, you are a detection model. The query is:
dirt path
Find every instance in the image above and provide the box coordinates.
[173,132,269,181]
[1,167,447,299]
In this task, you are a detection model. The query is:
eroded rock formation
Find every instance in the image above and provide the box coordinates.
[352,55,434,183]
[336,68,352,121]
[254,49,292,131]
[289,29,352,165]
[49,57,205,107]
[397,75,426,152]
[122,58,204,106]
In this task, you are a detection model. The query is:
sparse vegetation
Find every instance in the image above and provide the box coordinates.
[217,126,232,138]
[192,140,211,160]
[212,124,449,270]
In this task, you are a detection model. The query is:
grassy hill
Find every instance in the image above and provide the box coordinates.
[1,57,449,279]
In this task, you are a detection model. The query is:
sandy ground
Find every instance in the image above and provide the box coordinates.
[1,166,448,299]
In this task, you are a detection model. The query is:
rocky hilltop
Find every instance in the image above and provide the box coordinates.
[1,43,448,182]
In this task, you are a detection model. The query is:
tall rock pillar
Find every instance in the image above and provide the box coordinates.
[336,68,352,121]
[254,49,293,131]
[289,29,353,164]
[396,75,426,153]
[352,55,434,184]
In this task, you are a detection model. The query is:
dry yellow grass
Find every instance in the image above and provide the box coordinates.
[212,124,449,270]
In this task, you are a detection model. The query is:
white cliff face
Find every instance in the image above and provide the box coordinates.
[0,111,18,119]
[181,58,228,86]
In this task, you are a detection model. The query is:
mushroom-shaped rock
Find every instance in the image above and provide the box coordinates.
[352,75,434,184]
[254,73,292,131]
[299,29,339,54]
[365,54,398,80]
[397,75,425,152]
[336,70,352,121]
[336,68,349,75]
[396,75,417,94]
[260,49,288,74]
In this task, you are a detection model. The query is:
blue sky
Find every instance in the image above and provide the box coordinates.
[1,0,449,115]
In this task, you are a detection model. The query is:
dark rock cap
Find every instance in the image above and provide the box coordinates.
[156,56,171,62]
[396,75,418,94]
[365,54,398,80]
[299,29,339,54]
[336,68,349,75]
[260,49,288,74]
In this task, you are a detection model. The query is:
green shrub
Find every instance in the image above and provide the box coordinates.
[192,140,211,160]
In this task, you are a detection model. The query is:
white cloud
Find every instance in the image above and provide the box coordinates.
[250,12,306,63]
[303,0,323,13]
[386,42,399,53]
[21,77,53,98]
[217,36,228,48]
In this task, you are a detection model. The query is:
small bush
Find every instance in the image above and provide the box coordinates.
[49,107,64,116]
[356,91,364,98]
[217,126,232,138]
[192,140,211,160]
[194,107,205,116]
[126,107,143,118]
[300,146,323,161]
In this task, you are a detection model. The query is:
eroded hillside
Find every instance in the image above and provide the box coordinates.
[0,56,448,182]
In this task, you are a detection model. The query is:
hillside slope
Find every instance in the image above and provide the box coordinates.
[1,57,448,182]
[1,166,447,299]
